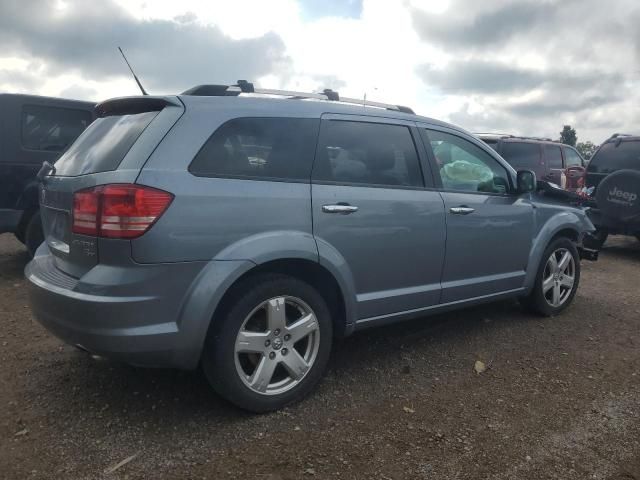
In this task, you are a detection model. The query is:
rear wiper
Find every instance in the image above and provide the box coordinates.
[36,161,56,182]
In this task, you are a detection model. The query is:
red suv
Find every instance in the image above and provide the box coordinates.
[477,134,586,191]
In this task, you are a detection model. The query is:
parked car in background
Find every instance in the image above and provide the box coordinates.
[27,84,594,412]
[477,134,586,192]
[0,94,95,256]
[583,133,640,248]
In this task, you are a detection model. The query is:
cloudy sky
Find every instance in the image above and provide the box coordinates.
[1,0,638,143]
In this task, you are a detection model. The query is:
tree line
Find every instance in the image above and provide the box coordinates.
[559,125,598,160]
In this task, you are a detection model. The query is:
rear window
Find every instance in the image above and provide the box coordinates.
[21,105,92,152]
[500,142,541,170]
[189,117,319,181]
[53,111,157,176]
[588,140,640,174]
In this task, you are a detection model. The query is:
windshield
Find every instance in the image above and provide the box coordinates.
[588,140,640,175]
[53,111,158,176]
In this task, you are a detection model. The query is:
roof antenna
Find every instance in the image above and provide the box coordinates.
[118,46,148,96]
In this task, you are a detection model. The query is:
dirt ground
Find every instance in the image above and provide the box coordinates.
[1,233,640,480]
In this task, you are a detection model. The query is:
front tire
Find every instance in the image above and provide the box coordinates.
[202,274,333,412]
[521,237,581,316]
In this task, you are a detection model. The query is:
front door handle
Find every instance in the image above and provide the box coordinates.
[322,204,359,214]
[450,206,475,215]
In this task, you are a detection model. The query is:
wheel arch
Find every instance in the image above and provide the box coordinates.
[175,237,358,369]
[524,212,587,291]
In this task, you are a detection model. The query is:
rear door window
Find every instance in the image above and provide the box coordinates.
[563,147,583,167]
[544,144,563,169]
[588,141,640,174]
[500,142,541,170]
[22,105,92,152]
[313,120,423,188]
[53,111,158,176]
[189,117,319,181]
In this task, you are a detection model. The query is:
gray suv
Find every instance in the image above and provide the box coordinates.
[26,83,594,412]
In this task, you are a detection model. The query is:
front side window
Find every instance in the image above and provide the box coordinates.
[189,117,319,181]
[587,140,640,174]
[21,105,92,152]
[544,144,563,169]
[563,147,583,167]
[426,130,510,194]
[313,120,423,187]
[500,142,541,170]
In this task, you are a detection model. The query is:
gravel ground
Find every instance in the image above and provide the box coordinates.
[1,233,640,480]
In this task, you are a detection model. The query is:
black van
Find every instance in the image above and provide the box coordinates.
[0,94,95,255]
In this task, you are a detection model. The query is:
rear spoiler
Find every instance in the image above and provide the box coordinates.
[95,96,181,117]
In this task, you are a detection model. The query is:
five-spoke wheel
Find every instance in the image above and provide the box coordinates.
[234,296,320,395]
[542,248,576,308]
[521,237,581,316]
[202,274,332,412]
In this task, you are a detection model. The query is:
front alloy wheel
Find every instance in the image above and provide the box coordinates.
[235,296,320,395]
[520,237,581,316]
[542,248,576,308]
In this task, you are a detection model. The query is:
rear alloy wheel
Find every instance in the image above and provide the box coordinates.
[234,296,321,395]
[202,274,332,412]
[521,237,581,316]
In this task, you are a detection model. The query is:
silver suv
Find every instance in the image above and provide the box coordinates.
[26,83,595,412]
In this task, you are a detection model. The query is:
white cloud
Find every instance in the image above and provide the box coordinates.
[1,0,638,143]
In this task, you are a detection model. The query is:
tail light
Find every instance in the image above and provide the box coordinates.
[72,184,173,239]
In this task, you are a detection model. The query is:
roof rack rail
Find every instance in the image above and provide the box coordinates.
[474,133,557,142]
[609,133,633,139]
[474,132,515,137]
[181,80,415,114]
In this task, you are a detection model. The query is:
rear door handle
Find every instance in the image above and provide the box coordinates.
[322,204,359,214]
[450,206,475,215]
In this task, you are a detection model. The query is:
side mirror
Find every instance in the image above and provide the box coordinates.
[517,170,537,193]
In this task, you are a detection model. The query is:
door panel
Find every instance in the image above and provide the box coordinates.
[313,184,446,319]
[312,117,446,320]
[439,192,533,302]
[420,127,535,303]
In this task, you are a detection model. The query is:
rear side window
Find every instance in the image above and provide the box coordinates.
[313,120,423,187]
[544,144,563,169]
[54,111,157,176]
[563,147,583,167]
[588,141,640,174]
[189,117,319,181]
[500,142,541,170]
[21,105,92,152]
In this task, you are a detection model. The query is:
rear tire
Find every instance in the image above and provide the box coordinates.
[583,228,608,250]
[202,273,333,413]
[24,211,44,258]
[521,237,581,317]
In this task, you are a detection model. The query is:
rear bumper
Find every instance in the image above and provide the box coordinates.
[25,245,207,368]
[0,208,23,234]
